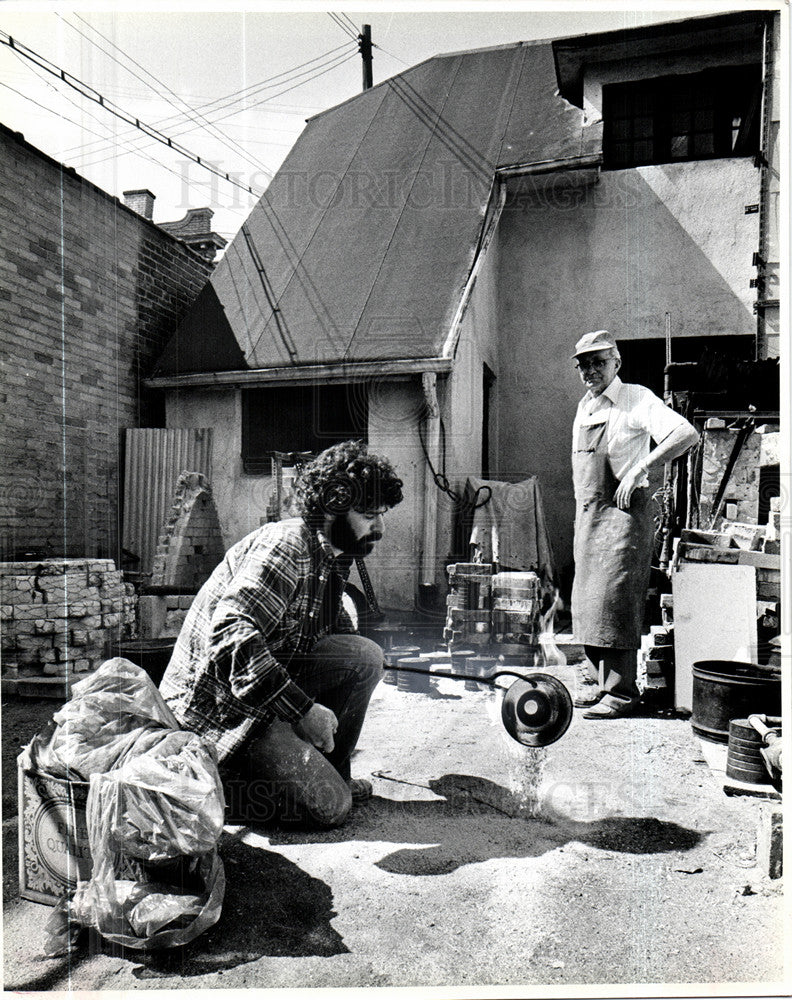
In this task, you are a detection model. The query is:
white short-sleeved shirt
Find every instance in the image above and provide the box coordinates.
[572,376,692,485]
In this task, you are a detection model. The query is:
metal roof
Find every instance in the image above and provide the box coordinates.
[153,39,589,377]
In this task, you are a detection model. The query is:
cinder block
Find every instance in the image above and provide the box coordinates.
[756,803,782,879]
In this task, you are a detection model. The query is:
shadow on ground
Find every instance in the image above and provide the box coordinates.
[4,773,705,984]
[127,836,348,980]
[259,773,704,876]
[4,833,347,985]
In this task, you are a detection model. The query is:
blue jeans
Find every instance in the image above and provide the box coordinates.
[230,634,383,828]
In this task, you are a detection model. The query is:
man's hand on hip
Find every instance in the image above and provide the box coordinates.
[614,466,643,511]
[294,703,338,753]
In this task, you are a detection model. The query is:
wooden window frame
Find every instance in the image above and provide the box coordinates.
[603,66,762,170]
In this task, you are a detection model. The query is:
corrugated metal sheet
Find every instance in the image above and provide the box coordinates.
[153,40,587,377]
[122,428,213,575]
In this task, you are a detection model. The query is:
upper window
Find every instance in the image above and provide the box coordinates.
[242,383,368,474]
[603,66,761,169]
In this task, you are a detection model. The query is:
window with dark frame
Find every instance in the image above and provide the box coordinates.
[603,66,762,170]
[242,383,368,474]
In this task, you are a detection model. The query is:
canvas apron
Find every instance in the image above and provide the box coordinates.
[571,409,654,649]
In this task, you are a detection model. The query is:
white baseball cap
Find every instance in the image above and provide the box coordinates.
[572,330,618,359]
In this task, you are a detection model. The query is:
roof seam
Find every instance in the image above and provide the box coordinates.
[341,58,465,361]
[248,85,391,366]
[440,45,528,353]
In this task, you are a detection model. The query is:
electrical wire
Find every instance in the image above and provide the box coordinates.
[418,414,492,510]
[59,37,355,159]
[373,43,409,67]
[6,48,211,200]
[0,75,229,208]
[0,77,114,147]
[189,45,357,123]
[339,13,361,36]
[59,12,276,179]
[386,73,493,184]
[0,30,268,197]
[77,47,358,171]
[328,12,358,41]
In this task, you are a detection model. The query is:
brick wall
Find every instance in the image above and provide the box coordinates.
[0,124,213,561]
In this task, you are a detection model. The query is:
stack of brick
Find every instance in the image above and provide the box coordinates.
[491,571,541,650]
[0,559,136,690]
[144,472,225,640]
[443,563,492,648]
[639,621,675,697]
[151,472,225,593]
[757,497,782,606]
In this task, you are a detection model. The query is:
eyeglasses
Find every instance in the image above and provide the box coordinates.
[574,358,612,372]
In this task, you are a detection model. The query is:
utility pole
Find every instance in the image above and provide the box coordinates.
[359,24,373,90]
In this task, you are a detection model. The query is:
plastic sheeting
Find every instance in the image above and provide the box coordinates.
[29,658,226,955]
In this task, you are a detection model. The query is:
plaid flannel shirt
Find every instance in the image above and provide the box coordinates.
[159,517,356,762]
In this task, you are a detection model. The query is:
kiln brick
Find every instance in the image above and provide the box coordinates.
[151,472,225,593]
[0,558,137,691]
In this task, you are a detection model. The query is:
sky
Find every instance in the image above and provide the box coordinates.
[0,2,763,245]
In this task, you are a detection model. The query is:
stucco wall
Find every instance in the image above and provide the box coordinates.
[165,388,272,548]
[365,380,425,611]
[497,157,760,584]
[434,224,501,578]
[166,381,428,612]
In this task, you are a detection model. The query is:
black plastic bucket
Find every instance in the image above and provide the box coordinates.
[691,660,781,744]
[105,638,176,687]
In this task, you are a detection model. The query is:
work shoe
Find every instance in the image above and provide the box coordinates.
[582,699,639,720]
[348,778,373,804]
[573,686,602,708]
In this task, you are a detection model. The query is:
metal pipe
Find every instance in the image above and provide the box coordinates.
[383,663,535,692]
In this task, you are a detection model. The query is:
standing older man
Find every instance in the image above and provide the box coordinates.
[160,440,403,826]
[570,331,699,719]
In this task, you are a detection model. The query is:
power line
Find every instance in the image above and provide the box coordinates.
[339,13,361,36]
[6,47,163,171]
[58,12,276,179]
[373,43,410,67]
[58,36,354,159]
[0,76,230,210]
[71,45,357,168]
[77,48,358,172]
[0,30,266,198]
[328,12,358,42]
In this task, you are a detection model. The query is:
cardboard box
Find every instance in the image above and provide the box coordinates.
[18,762,93,905]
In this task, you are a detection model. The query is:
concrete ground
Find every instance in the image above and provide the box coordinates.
[2,658,787,993]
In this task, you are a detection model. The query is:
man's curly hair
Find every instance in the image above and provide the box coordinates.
[294,440,403,524]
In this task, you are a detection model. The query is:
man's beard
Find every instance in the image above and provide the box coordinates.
[328,514,382,557]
